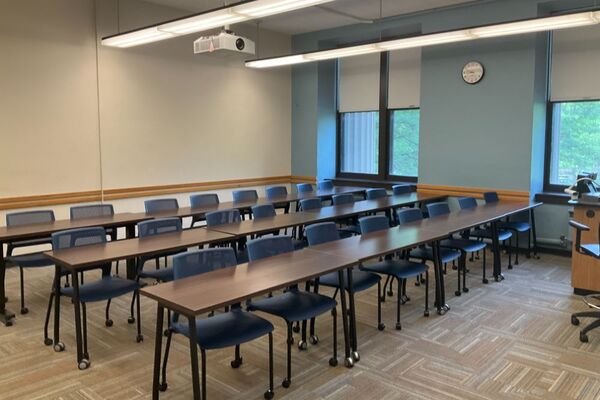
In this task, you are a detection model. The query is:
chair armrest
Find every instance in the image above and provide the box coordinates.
[569,220,590,232]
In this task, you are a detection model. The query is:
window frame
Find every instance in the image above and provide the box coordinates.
[543,98,600,192]
[387,107,420,182]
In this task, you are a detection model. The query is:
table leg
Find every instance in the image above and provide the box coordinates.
[152,305,165,400]
[336,269,353,368]
[432,242,449,315]
[187,315,201,400]
[490,221,504,281]
[0,242,15,326]
[125,224,137,279]
[346,268,359,362]
[71,271,89,370]
[53,265,63,350]
[530,208,539,259]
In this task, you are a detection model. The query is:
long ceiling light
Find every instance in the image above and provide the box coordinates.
[102,0,335,48]
[246,10,600,68]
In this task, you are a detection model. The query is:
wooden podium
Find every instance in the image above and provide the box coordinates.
[571,201,600,294]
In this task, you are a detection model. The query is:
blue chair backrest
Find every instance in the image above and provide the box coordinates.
[251,204,276,219]
[483,192,499,203]
[392,184,412,195]
[138,218,182,238]
[359,215,389,234]
[145,198,179,213]
[366,188,387,200]
[205,209,241,226]
[190,193,219,209]
[247,236,294,262]
[265,186,287,199]
[426,202,451,217]
[70,204,114,220]
[317,181,334,191]
[396,208,423,224]
[296,183,314,193]
[232,190,258,203]
[299,198,322,211]
[7,210,55,226]
[173,248,237,280]
[457,197,478,210]
[332,193,354,205]
[305,222,340,246]
[52,227,109,275]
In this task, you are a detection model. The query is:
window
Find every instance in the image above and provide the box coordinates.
[389,109,420,178]
[546,101,600,188]
[339,111,379,175]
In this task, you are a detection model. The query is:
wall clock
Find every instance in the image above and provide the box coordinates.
[462,61,485,85]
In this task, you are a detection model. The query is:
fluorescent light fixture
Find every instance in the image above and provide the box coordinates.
[158,9,247,35]
[102,27,176,48]
[305,44,380,61]
[378,30,475,50]
[470,11,600,38]
[246,54,308,68]
[233,0,335,18]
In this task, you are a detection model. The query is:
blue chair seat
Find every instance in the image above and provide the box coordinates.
[62,277,139,303]
[172,310,274,350]
[470,228,512,241]
[293,239,306,251]
[440,238,487,253]
[10,237,52,248]
[236,248,249,264]
[248,291,336,322]
[6,252,54,268]
[499,221,530,232]
[339,225,361,236]
[410,247,461,264]
[582,244,600,258]
[139,267,174,282]
[360,259,427,279]
[319,270,380,292]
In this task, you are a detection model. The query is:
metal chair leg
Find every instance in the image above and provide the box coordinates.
[329,308,338,366]
[515,232,520,265]
[231,344,243,368]
[105,299,113,327]
[377,280,384,331]
[201,348,207,400]
[43,291,55,346]
[136,291,143,342]
[82,303,89,360]
[283,322,292,388]
[424,270,430,317]
[265,332,275,399]
[482,247,488,284]
[19,267,28,314]
[159,330,173,391]
[395,278,402,330]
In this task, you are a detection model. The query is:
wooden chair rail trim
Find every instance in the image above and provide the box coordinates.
[416,184,530,201]
[0,175,317,210]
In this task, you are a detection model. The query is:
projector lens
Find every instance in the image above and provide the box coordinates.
[236,38,245,51]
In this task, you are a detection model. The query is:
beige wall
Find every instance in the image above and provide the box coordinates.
[0,0,292,197]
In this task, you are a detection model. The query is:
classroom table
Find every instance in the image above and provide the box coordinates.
[0,212,151,326]
[44,228,235,370]
[141,248,358,400]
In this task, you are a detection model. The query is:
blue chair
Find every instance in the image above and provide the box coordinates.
[296,183,314,193]
[205,209,246,261]
[246,236,338,388]
[5,210,55,315]
[484,191,535,263]
[49,227,141,367]
[366,188,387,200]
[358,216,429,329]
[144,198,179,213]
[317,181,334,191]
[266,185,291,213]
[190,193,219,227]
[71,204,121,274]
[392,184,412,195]
[305,222,383,330]
[232,190,258,219]
[135,218,182,282]
[251,204,276,219]
[332,194,361,236]
[299,198,322,211]
[160,248,275,399]
[426,202,487,294]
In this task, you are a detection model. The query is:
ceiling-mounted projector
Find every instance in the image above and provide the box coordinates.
[194,30,255,55]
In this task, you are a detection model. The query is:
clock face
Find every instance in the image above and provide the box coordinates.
[462,61,484,84]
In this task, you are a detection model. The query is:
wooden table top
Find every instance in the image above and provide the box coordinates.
[140,248,357,316]
[44,228,234,270]
[0,213,151,242]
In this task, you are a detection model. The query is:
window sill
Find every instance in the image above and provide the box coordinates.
[535,192,571,205]
[332,177,417,190]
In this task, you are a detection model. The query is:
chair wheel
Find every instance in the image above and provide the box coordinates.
[163,329,169,337]
[414,281,421,286]
[329,357,338,367]
[136,335,144,343]
[282,378,291,388]
[452,265,458,270]
[264,389,274,400]
[352,351,360,362]
[508,265,513,270]
[127,317,135,324]
[482,278,489,284]
[292,324,300,333]
[78,359,90,370]
[424,310,430,317]
[105,319,113,327]
[395,323,402,330]
[455,290,461,296]
[5,320,13,327]
[420,278,426,284]
[44,338,53,346]
[377,323,385,331]
[379,296,386,303]
[387,290,394,296]
[580,332,589,343]
[309,335,319,345]
[298,340,307,351]
[54,342,65,352]
[344,357,354,368]
[571,316,580,326]
[463,288,469,293]
[158,383,168,392]
[20,307,28,315]
[230,358,243,368]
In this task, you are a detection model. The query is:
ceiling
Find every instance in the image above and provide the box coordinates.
[144,0,485,35]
